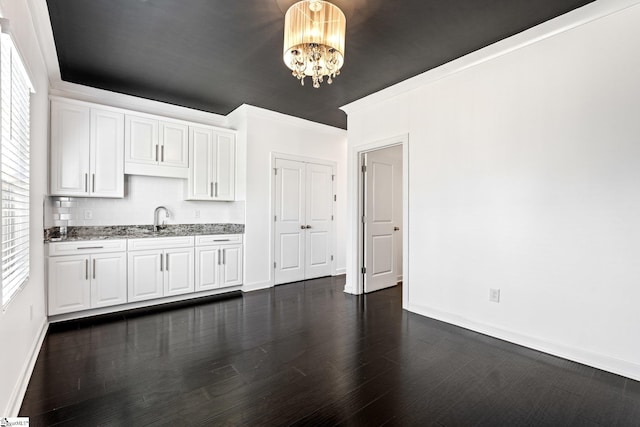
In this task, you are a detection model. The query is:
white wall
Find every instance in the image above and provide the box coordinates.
[0,0,50,415]
[229,105,347,291]
[344,1,640,380]
[45,176,245,227]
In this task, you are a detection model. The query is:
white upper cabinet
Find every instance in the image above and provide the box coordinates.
[50,99,124,198]
[185,126,236,201]
[125,115,189,178]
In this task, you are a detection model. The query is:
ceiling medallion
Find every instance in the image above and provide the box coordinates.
[283,0,346,88]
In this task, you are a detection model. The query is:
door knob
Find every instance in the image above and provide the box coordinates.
[306,225,312,229]
[300,225,307,229]
[394,226,400,231]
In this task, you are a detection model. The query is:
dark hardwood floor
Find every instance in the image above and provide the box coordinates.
[21,276,640,426]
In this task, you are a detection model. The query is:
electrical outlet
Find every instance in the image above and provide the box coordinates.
[194,210,200,218]
[84,210,93,220]
[489,288,500,303]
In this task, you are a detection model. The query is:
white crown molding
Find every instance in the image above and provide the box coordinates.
[340,0,640,116]
[25,0,61,85]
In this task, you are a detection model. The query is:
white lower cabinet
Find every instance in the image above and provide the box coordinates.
[47,241,127,316]
[127,237,194,302]
[195,235,243,291]
[47,234,242,317]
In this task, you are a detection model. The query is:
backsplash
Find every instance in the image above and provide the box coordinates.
[46,175,245,227]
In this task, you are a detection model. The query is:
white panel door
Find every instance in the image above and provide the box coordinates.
[188,126,214,199]
[50,101,90,196]
[364,150,400,293]
[220,245,243,287]
[195,247,220,291]
[90,109,124,197]
[305,163,333,279]
[364,150,401,292]
[164,248,195,296]
[274,159,306,284]
[48,255,90,315]
[213,132,236,201]
[125,115,159,165]
[91,253,127,308]
[160,121,189,168]
[128,250,164,302]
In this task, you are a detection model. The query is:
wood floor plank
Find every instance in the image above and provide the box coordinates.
[19,276,640,426]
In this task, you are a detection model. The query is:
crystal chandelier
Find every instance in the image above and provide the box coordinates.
[283,0,346,88]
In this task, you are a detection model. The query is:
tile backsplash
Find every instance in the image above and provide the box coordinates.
[46,175,245,227]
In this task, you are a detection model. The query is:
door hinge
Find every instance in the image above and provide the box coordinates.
[274,167,278,175]
[361,215,366,223]
[331,174,335,181]
[331,215,334,221]
[361,267,367,274]
[274,215,277,222]
[331,255,334,261]
[334,194,336,202]
[361,165,367,173]
[274,262,277,269]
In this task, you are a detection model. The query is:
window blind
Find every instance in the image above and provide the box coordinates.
[1,24,32,309]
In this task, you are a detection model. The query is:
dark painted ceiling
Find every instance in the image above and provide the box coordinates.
[46,0,595,129]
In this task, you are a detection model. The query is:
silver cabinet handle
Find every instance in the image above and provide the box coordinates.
[166,253,169,271]
[93,259,96,279]
[223,248,226,265]
[394,226,400,231]
[213,239,230,242]
[215,182,218,197]
[77,246,104,250]
[160,253,163,271]
[300,225,306,230]
[155,145,159,162]
[84,173,88,192]
[92,174,95,193]
[161,145,164,162]
[218,249,221,265]
[85,259,89,280]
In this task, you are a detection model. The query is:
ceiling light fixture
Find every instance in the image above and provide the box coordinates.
[283,0,346,88]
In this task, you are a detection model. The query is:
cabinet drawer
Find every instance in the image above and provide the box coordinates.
[48,239,127,256]
[128,236,194,251]
[195,234,243,246]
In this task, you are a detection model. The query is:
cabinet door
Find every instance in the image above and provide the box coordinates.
[48,255,90,315]
[213,132,235,201]
[128,250,163,302]
[125,115,159,165]
[187,126,214,200]
[195,246,220,291]
[50,101,90,196]
[164,248,194,296]
[220,244,243,287]
[90,109,124,198]
[160,122,189,168]
[91,253,127,308]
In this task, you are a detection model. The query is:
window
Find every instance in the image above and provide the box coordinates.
[1,20,33,309]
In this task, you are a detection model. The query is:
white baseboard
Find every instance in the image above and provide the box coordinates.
[408,303,640,382]
[242,281,273,293]
[334,268,346,275]
[6,318,48,416]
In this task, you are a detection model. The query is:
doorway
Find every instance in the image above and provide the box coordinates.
[273,155,336,285]
[358,141,405,294]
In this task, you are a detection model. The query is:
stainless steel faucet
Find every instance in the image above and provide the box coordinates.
[153,206,170,232]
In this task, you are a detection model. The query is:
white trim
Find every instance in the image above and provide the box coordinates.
[350,134,409,310]
[242,281,273,293]
[408,302,640,382]
[334,267,346,275]
[239,104,346,133]
[340,0,640,116]
[5,318,48,416]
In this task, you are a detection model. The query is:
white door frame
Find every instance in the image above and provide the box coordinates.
[352,134,409,309]
[271,152,338,285]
